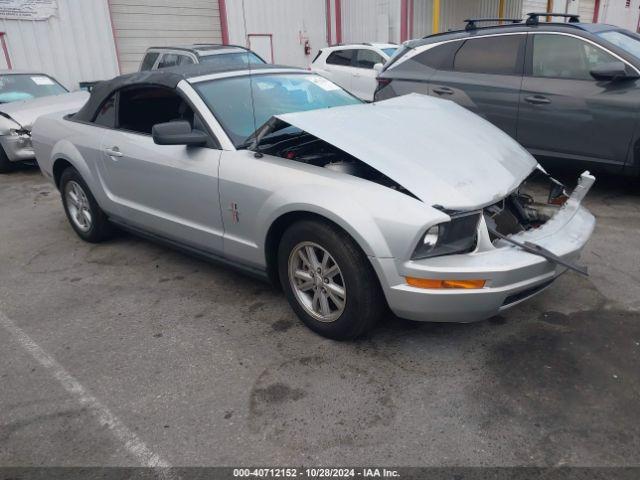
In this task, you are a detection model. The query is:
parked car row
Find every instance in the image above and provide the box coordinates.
[5,14,627,339]
[375,14,640,176]
[310,42,398,101]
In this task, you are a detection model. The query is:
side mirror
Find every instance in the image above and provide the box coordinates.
[373,63,384,74]
[152,120,208,146]
[590,61,638,81]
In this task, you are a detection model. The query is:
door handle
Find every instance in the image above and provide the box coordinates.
[104,147,123,158]
[432,86,454,95]
[525,95,551,105]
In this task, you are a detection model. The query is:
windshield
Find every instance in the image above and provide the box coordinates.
[0,74,67,104]
[382,47,398,58]
[199,51,265,67]
[193,73,361,147]
[597,30,640,60]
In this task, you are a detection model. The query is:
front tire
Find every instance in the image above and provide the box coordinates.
[60,167,113,242]
[278,220,386,340]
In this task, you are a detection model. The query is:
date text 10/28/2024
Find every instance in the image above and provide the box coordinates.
[233,468,400,478]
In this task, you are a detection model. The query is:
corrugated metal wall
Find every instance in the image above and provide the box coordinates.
[341,0,402,43]
[598,0,640,30]
[0,0,119,89]
[578,0,596,22]
[109,0,222,73]
[226,0,328,68]
[522,0,596,22]
[412,0,524,38]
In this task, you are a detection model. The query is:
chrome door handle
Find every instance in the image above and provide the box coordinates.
[433,86,454,95]
[525,95,551,105]
[104,147,123,158]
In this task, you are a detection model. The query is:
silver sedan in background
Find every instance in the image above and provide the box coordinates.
[0,70,88,173]
[32,63,595,340]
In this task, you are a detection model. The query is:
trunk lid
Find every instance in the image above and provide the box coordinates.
[275,94,537,210]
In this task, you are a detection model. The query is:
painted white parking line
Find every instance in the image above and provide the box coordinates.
[0,309,175,476]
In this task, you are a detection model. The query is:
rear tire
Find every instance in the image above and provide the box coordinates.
[0,146,13,173]
[278,219,386,340]
[60,167,113,242]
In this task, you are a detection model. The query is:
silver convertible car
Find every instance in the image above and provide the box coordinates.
[32,63,595,339]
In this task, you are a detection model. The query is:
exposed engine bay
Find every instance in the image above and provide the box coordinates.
[483,168,569,241]
[252,121,417,198]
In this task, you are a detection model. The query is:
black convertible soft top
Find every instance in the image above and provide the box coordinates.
[73,63,297,123]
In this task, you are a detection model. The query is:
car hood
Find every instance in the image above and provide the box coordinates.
[275,93,537,210]
[0,91,89,130]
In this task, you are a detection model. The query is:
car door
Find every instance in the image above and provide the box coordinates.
[99,85,224,253]
[320,49,355,93]
[353,49,386,101]
[517,32,640,168]
[429,34,526,138]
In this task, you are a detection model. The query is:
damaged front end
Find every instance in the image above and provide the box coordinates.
[482,168,595,275]
[0,112,34,162]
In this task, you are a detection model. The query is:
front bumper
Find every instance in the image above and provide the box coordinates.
[0,133,34,162]
[374,173,596,323]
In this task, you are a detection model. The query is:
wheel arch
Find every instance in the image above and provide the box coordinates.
[52,157,74,188]
[263,209,385,290]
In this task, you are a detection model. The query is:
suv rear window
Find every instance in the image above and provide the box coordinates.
[140,52,160,71]
[326,50,354,66]
[414,41,462,69]
[453,35,524,75]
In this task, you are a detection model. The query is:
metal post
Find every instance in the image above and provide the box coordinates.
[432,0,441,34]
[498,0,505,24]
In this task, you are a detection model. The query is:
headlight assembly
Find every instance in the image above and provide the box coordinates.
[412,212,481,260]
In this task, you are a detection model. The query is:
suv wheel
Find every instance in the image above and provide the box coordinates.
[278,220,385,340]
[60,167,113,242]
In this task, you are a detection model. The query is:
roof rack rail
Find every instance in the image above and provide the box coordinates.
[464,18,522,31]
[525,12,580,25]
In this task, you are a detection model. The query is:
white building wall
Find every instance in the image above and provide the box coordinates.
[226,0,328,69]
[0,0,119,89]
[109,0,223,74]
[598,0,640,31]
[522,0,596,22]
[412,0,524,39]
[341,0,402,43]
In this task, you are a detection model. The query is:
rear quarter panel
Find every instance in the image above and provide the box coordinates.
[32,114,112,212]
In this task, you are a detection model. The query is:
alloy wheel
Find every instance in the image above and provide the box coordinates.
[65,180,93,233]
[288,241,347,322]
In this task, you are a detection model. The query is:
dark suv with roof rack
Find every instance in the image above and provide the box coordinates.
[139,44,266,71]
[375,13,640,175]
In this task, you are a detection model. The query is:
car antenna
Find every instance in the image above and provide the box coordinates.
[242,0,263,158]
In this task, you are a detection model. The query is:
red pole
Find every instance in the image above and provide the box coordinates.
[593,0,601,22]
[400,0,409,42]
[218,0,229,44]
[335,0,342,44]
[0,34,12,70]
[326,0,332,45]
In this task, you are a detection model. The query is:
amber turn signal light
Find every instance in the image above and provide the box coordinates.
[405,277,486,289]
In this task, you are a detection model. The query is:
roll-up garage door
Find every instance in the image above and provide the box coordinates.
[109,0,223,73]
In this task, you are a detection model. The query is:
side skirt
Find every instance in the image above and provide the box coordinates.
[108,217,271,284]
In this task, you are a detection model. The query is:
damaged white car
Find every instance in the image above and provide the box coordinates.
[0,71,88,173]
[32,64,595,340]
